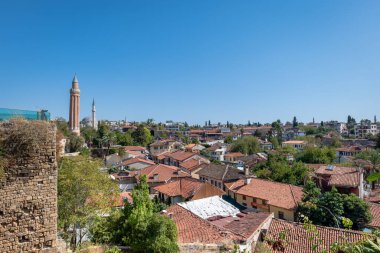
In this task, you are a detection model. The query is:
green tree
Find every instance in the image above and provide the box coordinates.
[224,136,233,144]
[293,116,298,128]
[58,156,119,250]
[230,136,260,155]
[67,133,85,153]
[296,146,336,164]
[115,131,134,146]
[132,125,153,147]
[376,134,380,149]
[343,194,372,229]
[98,121,111,138]
[297,181,371,229]
[253,154,309,185]
[81,126,98,146]
[56,117,70,137]
[90,175,179,252]
[357,150,380,189]
[100,132,117,156]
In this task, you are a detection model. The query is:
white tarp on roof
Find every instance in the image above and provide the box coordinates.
[178,196,240,219]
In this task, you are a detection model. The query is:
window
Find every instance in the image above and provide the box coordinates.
[278,211,285,220]
[242,195,246,200]
[252,198,257,203]
[263,200,268,205]
[211,180,214,185]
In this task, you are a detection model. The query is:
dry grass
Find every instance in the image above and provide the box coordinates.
[0,118,53,158]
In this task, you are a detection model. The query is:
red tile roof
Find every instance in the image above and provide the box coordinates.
[123,158,155,166]
[165,204,243,244]
[138,164,190,183]
[124,146,147,151]
[264,219,367,253]
[115,192,133,207]
[185,143,196,149]
[154,178,203,198]
[126,150,146,157]
[328,172,360,188]
[368,203,380,229]
[165,150,196,162]
[367,188,380,203]
[212,212,272,239]
[226,179,303,210]
[315,165,357,176]
[179,158,205,171]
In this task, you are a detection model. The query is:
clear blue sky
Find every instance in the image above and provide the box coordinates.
[1,0,379,124]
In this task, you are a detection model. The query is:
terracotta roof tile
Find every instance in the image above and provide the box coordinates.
[197,164,245,182]
[179,159,205,171]
[165,150,196,161]
[165,205,243,243]
[315,165,357,176]
[124,146,146,151]
[138,164,190,183]
[264,219,367,253]
[185,144,196,149]
[123,158,155,166]
[154,178,203,198]
[368,203,380,228]
[126,150,146,157]
[227,179,303,210]
[115,192,133,207]
[212,212,272,239]
[328,172,360,188]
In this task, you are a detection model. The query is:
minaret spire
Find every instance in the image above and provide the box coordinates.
[69,74,80,135]
[92,98,97,130]
[72,73,78,83]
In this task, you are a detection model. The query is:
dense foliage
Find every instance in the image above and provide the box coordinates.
[230,136,260,155]
[297,181,371,229]
[89,175,179,253]
[58,156,119,250]
[252,154,309,186]
[296,146,336,164]
[55,120,153,151]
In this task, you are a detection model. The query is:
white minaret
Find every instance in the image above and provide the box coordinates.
[92,98,98,130]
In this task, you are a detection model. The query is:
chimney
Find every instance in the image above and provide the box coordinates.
[153,173,159,181]
[244,166,250,176]
[244,177,252,185]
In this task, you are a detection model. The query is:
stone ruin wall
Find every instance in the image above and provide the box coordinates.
[0,121,57,252]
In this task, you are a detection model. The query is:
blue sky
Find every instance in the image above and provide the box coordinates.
[0,0,379,124]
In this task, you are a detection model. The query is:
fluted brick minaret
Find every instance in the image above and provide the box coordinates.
[69,74,80,135]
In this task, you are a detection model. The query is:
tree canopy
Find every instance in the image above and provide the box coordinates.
[296,146,336,164]
[89,175,179,253]
[230,136,260,155]
[253,154,309,186]
[58,156,119,250]
[297,181,371,229]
